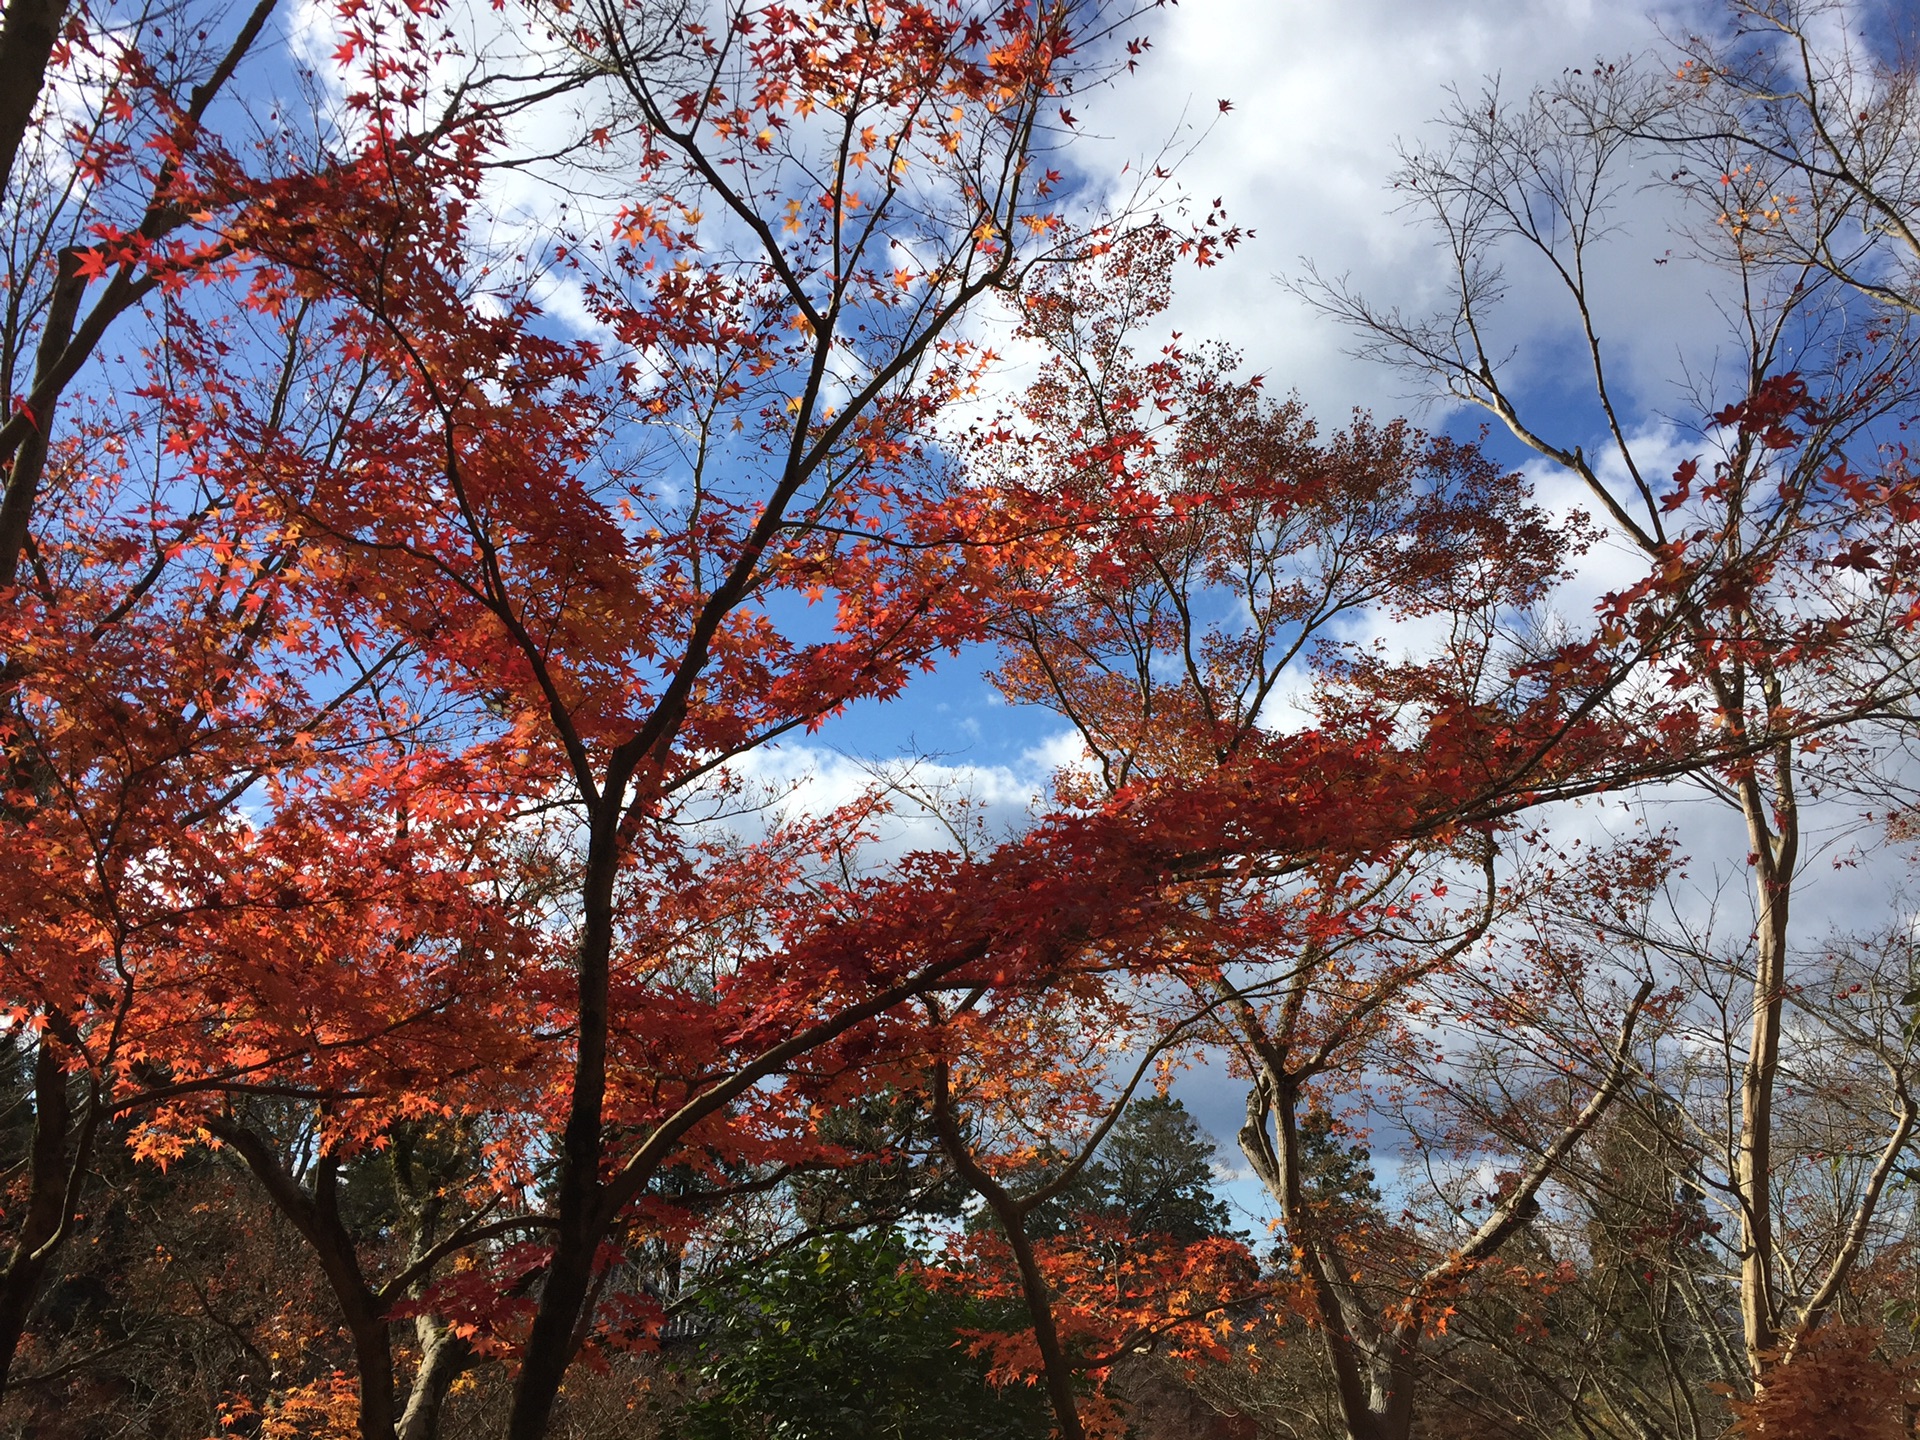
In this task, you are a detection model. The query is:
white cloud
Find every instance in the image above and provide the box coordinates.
[711,730,1093,866]
[1052,0,1719,420]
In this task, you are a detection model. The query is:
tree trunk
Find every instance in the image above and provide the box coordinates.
[989,1196,1088,1440]
[1240,984,1652,1440]
[1735,744,1796,1381]
[505,805,620,1440]
[1239,1070,1400,1440]
[0,1036,75,1391]
[0,246,84,591]
[211,1124,400,1440]
[397,1314,471,1440]
[0,0,68,207]
[927,1061,1088,1440]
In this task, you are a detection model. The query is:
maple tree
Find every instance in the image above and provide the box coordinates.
[0,0,503,1404]
[64,3,1292,1436]
[0,0,639,1413]
[966,228,1713,1440]
[922,981,1260,1439]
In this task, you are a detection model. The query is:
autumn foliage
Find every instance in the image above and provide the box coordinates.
[6,1,1920,1439]
[1726,1324,1919,1440]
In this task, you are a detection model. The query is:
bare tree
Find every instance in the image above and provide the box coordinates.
[1296,5,1920,1390]
[1657,0,1920,317]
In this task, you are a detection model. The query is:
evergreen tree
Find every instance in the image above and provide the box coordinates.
[679,1230,1048,1440]
[1087,1095,1236,1244]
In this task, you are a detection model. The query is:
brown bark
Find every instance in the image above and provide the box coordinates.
[1238,1074,1401,1440]
[504,797,619,1440]
[0,0,67,209]
[0,1037,79,1391]
[210,1121,400,1440]
[0,245,84,591]
[930,1060,1088,1440]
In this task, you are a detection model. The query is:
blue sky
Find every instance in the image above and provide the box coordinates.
[737,0,1920,1225]
[796,0,1732,763]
